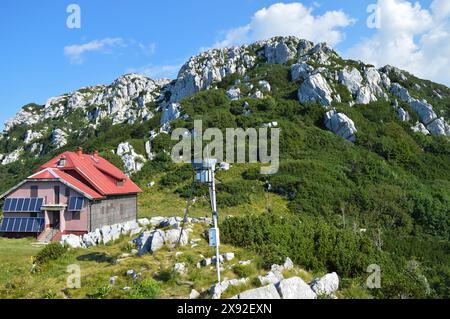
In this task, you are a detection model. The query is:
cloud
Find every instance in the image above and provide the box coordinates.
[213,2,355,48]
[348,0,450,86]
[64,38,124,64]
[127,64,181,79]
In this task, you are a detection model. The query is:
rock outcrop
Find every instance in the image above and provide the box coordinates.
[298,73,334,106]
[116,142,147,176]
[324,109,357,142]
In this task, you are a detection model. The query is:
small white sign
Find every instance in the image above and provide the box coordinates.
[209,228,220,247]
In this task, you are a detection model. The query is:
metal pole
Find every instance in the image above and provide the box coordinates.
[209,167,221,283]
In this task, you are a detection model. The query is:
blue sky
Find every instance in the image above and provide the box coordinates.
[0,0,446,126]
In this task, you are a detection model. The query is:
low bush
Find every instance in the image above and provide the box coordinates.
[34,242,68,265]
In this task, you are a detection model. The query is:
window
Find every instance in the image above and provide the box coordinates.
[30,186,38,198]
[54,186,60,204]
[65,188,70,200]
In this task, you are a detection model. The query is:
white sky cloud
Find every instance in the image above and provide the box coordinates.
[348,0,450,86]
[64,38,124,64]
[214,2,355,48]
[127,64,181,79]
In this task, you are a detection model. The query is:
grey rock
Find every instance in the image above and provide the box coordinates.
[226,87,242,101]
[116,142,147,177]
[298,73,333,106]
[290,63,314,81]
[310,272,339,296]
[409,99,437,125]
[237,284,281,299]
[324,108,357,142]
[276,277,317,299]
[258,271,284,285]
[426,118,450,137]
[411,122,430,135]
[397,108,411,122]
[189,289,200,299]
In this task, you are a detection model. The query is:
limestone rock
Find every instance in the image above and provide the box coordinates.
[60,234,82,248]
[1,147,23,165]
[397,107,411,122]
[290,63,314,81]
[276,277,317,299]
[426,118,450,137]
[324,108,357,142]
[258,80,271,92]
[258,271,284,285]
[411,122,430,135]
[409,99,437,125]
[116,142,147,176]
[298,73,333,106]
[310,272,339,296]
[189,289,200,299]
[226,87,242,101]
[237,284,281,299]
[51,129,68,148]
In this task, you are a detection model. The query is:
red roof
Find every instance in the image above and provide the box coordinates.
[30,150,142,199]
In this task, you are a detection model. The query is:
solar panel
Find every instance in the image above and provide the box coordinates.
[3,198,11,212]
[25,218,33,232]
[35,198,44,212]
[29,198,37,212]
[17,199,24,212]
[10,198,18,212]
[0,217,45,233]
[23,198,31,212]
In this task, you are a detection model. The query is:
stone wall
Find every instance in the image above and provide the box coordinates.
[89,195,137,231]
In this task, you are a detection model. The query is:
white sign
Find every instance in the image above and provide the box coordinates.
[209,228,220,247]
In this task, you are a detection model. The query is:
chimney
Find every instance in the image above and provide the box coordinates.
[58,155,67,168]
[76,147,83,156]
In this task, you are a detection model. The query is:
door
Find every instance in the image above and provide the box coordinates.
[54,186,60,204]
[50,212,60,229]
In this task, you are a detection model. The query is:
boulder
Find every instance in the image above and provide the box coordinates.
[174,263,186,274]
[411,122,430,135]
[426,118,450,137]
[109,224,121,241]
[409,99,437,125]
[324,108,357,142]
[223,252,235,262]
[298,73,333,106]
[165,228,189,246]
[276,277,317,299]
[189,289,200,299]
[61,234,81,248]
[82,233,95,248]
[310,272,339,296]
[397,108,411,122]
[101,225,112,244]
[283,257,294,270]
[134,229,165,255]
[258,80,271,92]
[121,220,140,235]
[258,271,284,285]
[137,218,150,227]
[1,148,24,165]
[237,284,281,299]
[226,87,241,101]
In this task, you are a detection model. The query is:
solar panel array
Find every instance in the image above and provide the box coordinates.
[0,217,45,233]
[68,197,85,211]
[2,198,44,212]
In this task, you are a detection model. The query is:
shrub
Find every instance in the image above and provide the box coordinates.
[232,264,255,278]
[34,242,68,265]
[129,278,161,299]
[87,285,112,299]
